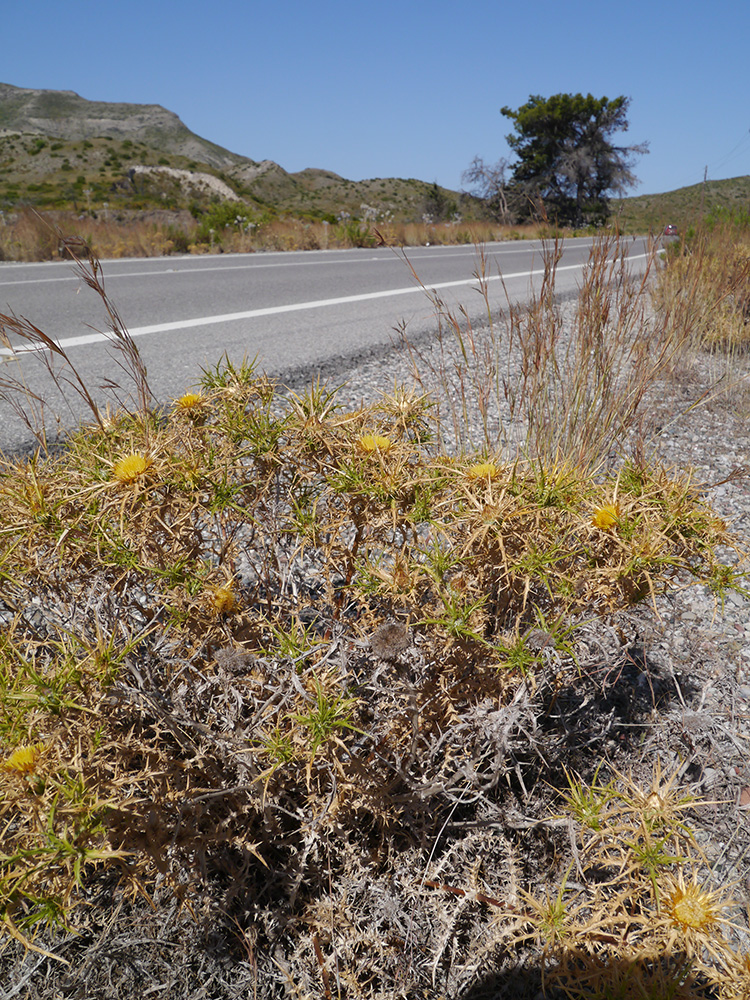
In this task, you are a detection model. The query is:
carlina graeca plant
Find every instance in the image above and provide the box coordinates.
[0,226,748,997]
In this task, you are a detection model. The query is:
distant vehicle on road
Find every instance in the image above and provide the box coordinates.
[663,224,678,236]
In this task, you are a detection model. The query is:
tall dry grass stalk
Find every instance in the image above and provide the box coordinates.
[0,233,153,452]
[397,234,694,471]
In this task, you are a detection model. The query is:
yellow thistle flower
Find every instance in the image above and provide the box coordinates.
[592,503,620,530]
[2,742,44,774]
[174,392,204,411]
[667,878,726,931]
[112,452,151,484]
[358,434,393,454]
[211,584,237,615]
[466,461,498,481]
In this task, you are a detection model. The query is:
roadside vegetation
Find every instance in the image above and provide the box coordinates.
[0,204,553,261]
[2,173,744,263]
[615,175,750,236]
[1,207,749,996]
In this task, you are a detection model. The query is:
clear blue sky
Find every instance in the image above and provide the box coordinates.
[4,0,749,197]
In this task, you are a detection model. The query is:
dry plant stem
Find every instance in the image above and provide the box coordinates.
[0,312,107,443]
[524,235,675,468]
[394,244,516,456]
[61,235,154,429]
[0,228,154,454]
[0,350,53,453]
[398,234,701,472]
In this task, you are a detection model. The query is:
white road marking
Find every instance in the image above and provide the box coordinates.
[0,252,648,357]
[0,240,591,287]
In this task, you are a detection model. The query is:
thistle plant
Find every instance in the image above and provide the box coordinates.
[498,768,750,999]
[0,227,748,996]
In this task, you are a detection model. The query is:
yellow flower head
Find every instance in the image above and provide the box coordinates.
[2,742,44,774]
[666,876,727,931]
[112,452,151,485]
[358,434,393,454]
[592,503,621,530]
[174,392,204,412]
[211,584,237,615]
[466,461,498,481]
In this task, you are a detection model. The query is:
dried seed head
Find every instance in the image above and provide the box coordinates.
[370,622,410,661]
[524,628,555,652]
[211,584,237,616]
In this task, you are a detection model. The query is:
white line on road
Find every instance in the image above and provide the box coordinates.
[0,242,561,288]
[0,253,647,357]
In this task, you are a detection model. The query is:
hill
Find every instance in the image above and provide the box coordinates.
[0,83,465,223]
[4,83,745,255]
[613,174,750,233]
[0,82,255,170]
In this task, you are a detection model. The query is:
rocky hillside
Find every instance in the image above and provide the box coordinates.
[0,83,249,169]
[0,83,465,222]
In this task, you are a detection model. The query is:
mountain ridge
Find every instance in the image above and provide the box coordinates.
[0,82,466,219]
[0,82,250,170]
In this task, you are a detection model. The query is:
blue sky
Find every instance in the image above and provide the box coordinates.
[3,0,749,197]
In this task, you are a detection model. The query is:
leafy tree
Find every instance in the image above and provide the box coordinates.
[422,181,457,222]
[499,93,648,225]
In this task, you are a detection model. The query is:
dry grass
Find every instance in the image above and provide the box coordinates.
[0,209,182,262]
[0,209,558,261]
[0,225,748,996]
[394,234,699,473]
[652,214,750,354]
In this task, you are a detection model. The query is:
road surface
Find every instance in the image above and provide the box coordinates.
[0,237,650,454]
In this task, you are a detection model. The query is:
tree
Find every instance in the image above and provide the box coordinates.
[461,156,515,224]
[422,181,457,222]
[499,93,648,225]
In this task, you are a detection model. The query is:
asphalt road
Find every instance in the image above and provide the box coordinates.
[0,237,650,454]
